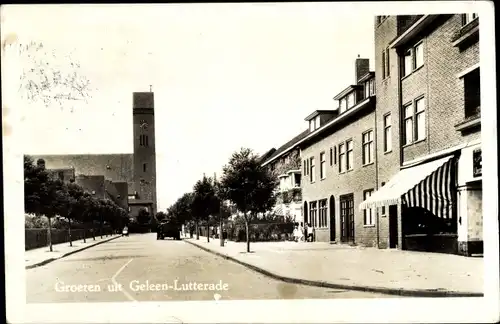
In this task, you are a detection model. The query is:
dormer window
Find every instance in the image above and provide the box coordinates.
[347,92,355,108]
[309,115,321,132]
[339,98,347,113]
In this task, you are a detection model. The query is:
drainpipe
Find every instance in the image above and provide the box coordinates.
[374,95,380,248]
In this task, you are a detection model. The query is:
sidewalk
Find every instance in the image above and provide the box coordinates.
[185,236,484,297]
[25,234,122,269]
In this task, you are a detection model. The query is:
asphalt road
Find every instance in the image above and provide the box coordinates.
[26,233,391,303]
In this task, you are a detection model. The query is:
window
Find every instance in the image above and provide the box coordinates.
[309,157,315,182]
[338,143,346,173]
[464,68,481,118]
[315,116,321,129]
[140,134,149,147]
[143,163,147,172]
[385,47,390,77]
[403,103,413,145]
[339,98,347,113]
[346,140,353,170]
[414,42,424,69]
[320,152,326,179]
[309,201,318,227]
[381,50,386,78]
[384,113,392,152]
[309,120,314,132]
[329,148,333,166]
[365,81,370,98]
[370,78,375,96]
[463,13,478,26]
[363,189,375,226]
[415,97,426,141]
[347,92,355,108]
[362,130,374,165]
[403,50,412,77]
[319,199,328,228]
[333,146,337,165]
[303,159,307,174]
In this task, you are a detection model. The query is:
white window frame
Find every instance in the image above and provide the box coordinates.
[362,130,374,165]
[346,139,354,171]
[347,92,355,108]
[310,157,316,183]
[383,113,392,152]
[315,115,321,129]
[414,42,424,69]
[319,199,328,228]
[403,103,414,145]
[320,152,326,180]
[403,49,412,77]
[339,98,347,113]
[415,97,426,141]
[338,143,346,173]
[309,201,318,227]
[363,189,375,226]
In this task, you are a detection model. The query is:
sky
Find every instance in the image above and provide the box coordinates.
[3,3,379,211]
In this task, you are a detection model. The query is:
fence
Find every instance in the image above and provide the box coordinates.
[25,226,115,251]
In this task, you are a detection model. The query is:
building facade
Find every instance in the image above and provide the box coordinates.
[361,14,481,256]
[300,58,377,244]
[260,130,309,224]
[30,91,158,220]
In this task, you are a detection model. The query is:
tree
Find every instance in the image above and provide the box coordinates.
[15,41,93,110]
[65,183,84,247]
[192,176,220,243]
[156,211,167,223]
[220,148,278,252]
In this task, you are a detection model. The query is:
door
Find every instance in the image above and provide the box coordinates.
[329,195,336,241]
[340,194,355,243]
[389,205,398,248]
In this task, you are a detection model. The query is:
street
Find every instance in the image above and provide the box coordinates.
[26,233,391,302]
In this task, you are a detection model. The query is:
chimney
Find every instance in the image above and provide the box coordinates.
[355,57,370,84]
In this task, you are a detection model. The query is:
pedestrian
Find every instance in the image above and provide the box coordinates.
[306,223,314,242]
[298,222,304,242]
[293,224,299,242]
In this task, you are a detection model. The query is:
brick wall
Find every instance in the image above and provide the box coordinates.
[399,15,480,163]
[32,154,134,193]
[374,16,402,248]
[301,106,377,246]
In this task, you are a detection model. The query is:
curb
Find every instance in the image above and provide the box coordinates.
[184,240,483,298]
[26,235,122,270]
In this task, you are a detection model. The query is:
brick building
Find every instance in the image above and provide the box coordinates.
[298,57,377,244]
[30,91,158,220]
[360,14,481,256]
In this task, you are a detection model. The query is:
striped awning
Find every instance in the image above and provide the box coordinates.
[359,155,456,219]
[273,205,284,216]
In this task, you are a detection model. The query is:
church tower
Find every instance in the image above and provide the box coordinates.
[132,90,157,216]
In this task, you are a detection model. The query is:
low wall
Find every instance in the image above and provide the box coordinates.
[25,227,115,250]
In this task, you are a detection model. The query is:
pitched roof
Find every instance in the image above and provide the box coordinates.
[256,148,277,164]
[262,129,309,166]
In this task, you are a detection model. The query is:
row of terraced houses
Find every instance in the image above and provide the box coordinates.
[259,14,482,256]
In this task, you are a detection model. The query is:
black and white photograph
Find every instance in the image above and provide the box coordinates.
[2,2,498,323]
